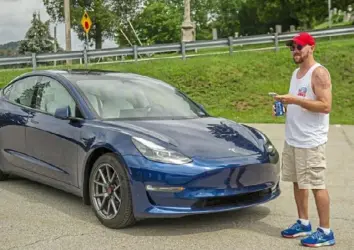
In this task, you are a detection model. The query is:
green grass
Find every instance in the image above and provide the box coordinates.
[314,21,353,30]
[0,38,353,124]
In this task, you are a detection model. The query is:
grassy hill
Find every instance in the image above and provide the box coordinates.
[0,38,353,124]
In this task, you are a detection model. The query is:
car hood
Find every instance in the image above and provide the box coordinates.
[105,117,265,159]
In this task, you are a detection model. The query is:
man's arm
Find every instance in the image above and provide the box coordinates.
[293,66,332,114]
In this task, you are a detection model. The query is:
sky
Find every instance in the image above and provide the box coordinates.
[0,0,117,50]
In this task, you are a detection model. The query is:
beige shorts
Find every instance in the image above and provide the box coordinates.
[281,141,327,189]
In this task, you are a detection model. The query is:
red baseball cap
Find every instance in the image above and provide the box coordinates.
[290,32,316,46]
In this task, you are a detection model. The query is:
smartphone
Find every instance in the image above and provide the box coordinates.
[268,92,278,97]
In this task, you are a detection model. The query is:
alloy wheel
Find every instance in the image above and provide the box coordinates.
[91,163,122,220]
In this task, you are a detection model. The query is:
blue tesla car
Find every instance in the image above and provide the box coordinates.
[0,69,280,228]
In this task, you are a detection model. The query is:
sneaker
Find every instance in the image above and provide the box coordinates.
[300,228,335,247]
[281,220,312,238]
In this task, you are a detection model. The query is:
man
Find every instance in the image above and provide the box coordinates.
[273,32,335,247]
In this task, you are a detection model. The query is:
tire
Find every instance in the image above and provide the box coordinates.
[0,169,8,181]
[89,153,136,229]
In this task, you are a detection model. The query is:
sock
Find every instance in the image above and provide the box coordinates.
[299,218,310,226]
[320,227,331,235]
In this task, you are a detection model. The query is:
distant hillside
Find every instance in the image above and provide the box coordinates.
[0,41,21,50]
[0,41,21,56]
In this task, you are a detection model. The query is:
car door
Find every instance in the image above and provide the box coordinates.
[0,75,39,171]
[25,76,83,186]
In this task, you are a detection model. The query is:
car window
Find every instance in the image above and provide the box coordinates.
[5,76,39,108]
[75,77,206,120]
[35,76,79,117]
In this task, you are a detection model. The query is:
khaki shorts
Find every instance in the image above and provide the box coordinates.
[281,141,327,189]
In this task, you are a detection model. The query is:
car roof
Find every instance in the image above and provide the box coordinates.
[36,69,140,80]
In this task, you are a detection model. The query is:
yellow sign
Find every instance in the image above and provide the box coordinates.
[81,11,92,34]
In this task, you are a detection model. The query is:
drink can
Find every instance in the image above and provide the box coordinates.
[274,101,284,116]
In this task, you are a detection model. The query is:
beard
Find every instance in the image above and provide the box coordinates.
[293,51,309,64]
[293,54,303,64]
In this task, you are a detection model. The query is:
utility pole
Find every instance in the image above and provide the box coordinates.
[54,23,57,66]
[64,0,72,64]
[328,0,332,28]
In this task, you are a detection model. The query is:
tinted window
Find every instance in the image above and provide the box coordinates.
[35,76,79,117]
[5,76,39,107]
[74,74,206,120]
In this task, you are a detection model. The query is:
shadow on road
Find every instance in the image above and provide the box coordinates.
[120,206,283,238]
[1,175,283,238]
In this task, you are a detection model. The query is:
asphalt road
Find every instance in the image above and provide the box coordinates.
[1,124,353,250]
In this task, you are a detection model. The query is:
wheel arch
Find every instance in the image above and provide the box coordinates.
[82,146,129,205]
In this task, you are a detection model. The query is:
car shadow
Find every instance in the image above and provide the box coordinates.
[120,206,283,238]
[1,175,283,238]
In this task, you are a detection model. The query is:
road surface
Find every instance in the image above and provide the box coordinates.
[1,124,353,250]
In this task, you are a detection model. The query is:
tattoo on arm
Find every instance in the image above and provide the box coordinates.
[313,67,331,93]
[307,66,332,113]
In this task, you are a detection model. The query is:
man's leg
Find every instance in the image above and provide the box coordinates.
[313,188,330,229]
[280,142,312,238]
[294,182,309,221]
[296,144,335,247]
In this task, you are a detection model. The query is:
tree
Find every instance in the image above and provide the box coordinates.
[211,0,242,38]
[42,0,142,49]
[116,0,216,46]
[190,0,218,40]
[18,13,59,55]
[332,0,354,11]
[123,0,181,45]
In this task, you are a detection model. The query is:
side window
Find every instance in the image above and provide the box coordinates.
[5,76,39,107]
[35,76,79,117]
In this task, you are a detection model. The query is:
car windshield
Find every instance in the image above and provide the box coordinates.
[74,74,207,120]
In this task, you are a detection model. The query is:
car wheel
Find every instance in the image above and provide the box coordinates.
[0,169,8,181]
[89,153,136,229]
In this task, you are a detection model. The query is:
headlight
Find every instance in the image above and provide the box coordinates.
[253,129,277,155]
[266,142,276,155]
[132,137,192,165]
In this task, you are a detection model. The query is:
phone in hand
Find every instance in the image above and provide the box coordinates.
[268,92,278,97]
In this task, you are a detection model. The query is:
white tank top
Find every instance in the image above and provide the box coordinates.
[285,63,330,148]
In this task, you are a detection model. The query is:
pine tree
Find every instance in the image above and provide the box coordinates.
[19,12,59,55]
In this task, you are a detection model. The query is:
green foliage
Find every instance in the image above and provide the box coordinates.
[18,13,58,55]
[42,0,142,49]
[116,0,216,46]
[190,0,217,40]
[85,38,354,124]
[211,0,241,38]
[39,0,354,47]
[1,38,353,124]
[127,1,182,45]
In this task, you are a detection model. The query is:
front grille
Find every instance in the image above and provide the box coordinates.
[192,188,272,209]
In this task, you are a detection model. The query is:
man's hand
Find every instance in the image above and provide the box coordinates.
[274,94,298,105]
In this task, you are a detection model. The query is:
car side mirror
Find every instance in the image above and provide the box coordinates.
[54,105,71,119]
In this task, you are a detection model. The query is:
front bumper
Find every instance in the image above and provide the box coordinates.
[124,153,281,218]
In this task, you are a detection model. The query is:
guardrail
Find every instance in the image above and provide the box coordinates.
[0,26,353,69]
